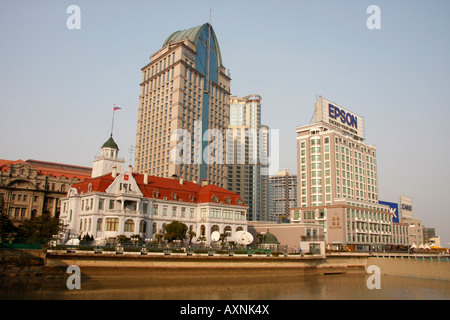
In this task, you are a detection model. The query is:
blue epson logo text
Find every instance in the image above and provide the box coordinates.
[328,104,358,129]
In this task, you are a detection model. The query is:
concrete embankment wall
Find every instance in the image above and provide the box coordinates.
[1,249,449,281]
[368,256,450,281]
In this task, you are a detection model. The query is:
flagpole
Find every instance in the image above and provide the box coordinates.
[111,105,115,137]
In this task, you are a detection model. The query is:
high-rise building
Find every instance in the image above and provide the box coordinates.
[134,23,231,188]
[268,169,297,223]
[291,97,409,251]
[227,95,269,221]
[296,96,377,207]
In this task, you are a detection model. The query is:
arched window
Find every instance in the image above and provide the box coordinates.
[237,198,243,205]
[172,193,178,200]
[153,190,159,198]
[124,219,134,232]
[97,218,103,231]
[212,195,219,202]
[200,225,206,236]
[140,220,146,233]
[225,197,231,203]
[211,225,220,234]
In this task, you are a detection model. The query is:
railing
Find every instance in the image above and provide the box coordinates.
[47,242,317,256]
[300,235,325,241]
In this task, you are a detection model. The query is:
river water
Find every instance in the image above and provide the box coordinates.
[1,269,449,300]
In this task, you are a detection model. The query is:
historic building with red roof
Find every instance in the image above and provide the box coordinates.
[59,136,248,244]
[0,158,92,220]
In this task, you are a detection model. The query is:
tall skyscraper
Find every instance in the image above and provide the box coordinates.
[134,23,231,188]
[227,95,269,221]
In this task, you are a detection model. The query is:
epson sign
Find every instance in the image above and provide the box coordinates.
[328,104,358,129]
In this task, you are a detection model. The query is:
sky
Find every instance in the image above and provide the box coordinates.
[1,0,449,246]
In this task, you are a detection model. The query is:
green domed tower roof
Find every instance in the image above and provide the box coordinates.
[262,231,279,244]
[102,135,119,150]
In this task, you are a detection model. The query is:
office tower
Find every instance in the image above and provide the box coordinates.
[296,96,377,208]
[227,94,269,221]
[292,96,408,250]
[134,23,231,188]
[268,169,298,222]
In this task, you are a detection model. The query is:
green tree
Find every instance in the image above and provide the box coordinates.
[187,230,196,245]
[16,213,65,244]
[164,220,188,243]
[0,199,18,242]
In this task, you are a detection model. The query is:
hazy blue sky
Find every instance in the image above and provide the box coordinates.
[1,0,449,245]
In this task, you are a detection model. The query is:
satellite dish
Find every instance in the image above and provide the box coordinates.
[66,238,80,246]
[234,231,253,245]
[211,231,220,241]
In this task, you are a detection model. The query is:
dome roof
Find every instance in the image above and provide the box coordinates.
[163,23,223,67]
[102,135,119,150]
[262,232,279,244]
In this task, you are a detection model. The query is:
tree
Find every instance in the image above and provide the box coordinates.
[187,230,196,245]
[16,213,65,244]
[164,220,188,243]
[0,199,18,242]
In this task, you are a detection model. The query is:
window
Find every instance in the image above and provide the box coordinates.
[97,218,103,231]
[106,218,119,231]
[140,221,146,233]
[125,219,134,232]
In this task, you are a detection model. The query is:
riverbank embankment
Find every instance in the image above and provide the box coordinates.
[1,249,449,281]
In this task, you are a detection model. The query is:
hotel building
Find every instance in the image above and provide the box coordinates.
[227,94,269,221]
[291,97,409,250]
[134,23,231,188]
[60,136,247,244]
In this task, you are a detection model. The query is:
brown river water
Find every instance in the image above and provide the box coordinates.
[1,269,449,300]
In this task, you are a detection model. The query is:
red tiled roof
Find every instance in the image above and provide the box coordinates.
[0,158,92,181]
[71,173,246,206]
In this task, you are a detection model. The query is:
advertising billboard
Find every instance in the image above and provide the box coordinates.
[379,200,400,223]
[314,97,365,140]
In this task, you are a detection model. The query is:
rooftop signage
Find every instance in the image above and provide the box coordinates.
[314,97,365,140]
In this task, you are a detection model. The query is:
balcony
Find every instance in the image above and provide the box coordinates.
[300,235,325,242]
